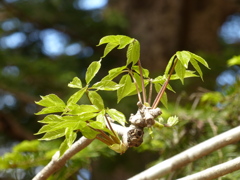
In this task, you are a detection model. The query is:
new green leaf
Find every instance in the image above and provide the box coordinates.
[68,77,82,88]
[88,91,104,109]
[107,108,126,126]
[127,40,140,65]
[85,60,101,84]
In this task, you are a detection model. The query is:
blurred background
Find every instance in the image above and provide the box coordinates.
[0,0,240,179]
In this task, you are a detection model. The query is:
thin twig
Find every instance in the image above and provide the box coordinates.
[138,60,147,103]
[152,59,178,109]
[128,69,142,104]
[148,79,153,105]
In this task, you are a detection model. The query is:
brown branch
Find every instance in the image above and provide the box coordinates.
[128,125,240,180]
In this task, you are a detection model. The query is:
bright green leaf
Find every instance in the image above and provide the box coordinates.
[67,104,99,115]
[38,129,65,141]
[91,80,123,91]
[38,114,63,124]
[132,66,149,77]
[160,92,168,108]
[107,108,126,126]
[190,52,210,69]
[101,66,126,81]
[167,116,179,126]
[170,70,198,80]
[102,42,119,58]
[190,58,203,80]
[35,106,65,115]
[126,40,140,65]
[85,60,101,84]
[88,91,104,109]
[81,126,99,139]
[117,74,133,103]
[227,55,240,67]
[164,54,176,76]
[176,51,191,68]
[175,61,186,84]
[35,94,65,107]
[97,35,122,46]
[68,77,82,88]
[67,87,87,105]
[118,36,133,49]
[109,143,127,154]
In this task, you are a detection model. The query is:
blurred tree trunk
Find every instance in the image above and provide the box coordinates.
[109,0,239,71]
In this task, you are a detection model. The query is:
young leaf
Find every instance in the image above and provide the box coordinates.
[190,52,210,69]
[81,126,100,139]
[68,77,82,88]
[102,42,119,58]
[96,110,105,124]
[101,66,126,81]
[67,104,99,115]
[176,51,191,68]
[88,91,104,109]
[227,55,240,67]
[118,36,133,49]
[35,106,66,115]
[117,74,133,103]
[164,54,176,76]
[35,94,65,107]
[65,128,77,147]
[109,143,127,154]
[175,61,186,84]
[97,35,122,46]
[160,92,168,108]
[126,40,140,65]
[67,87,87,105]
[91,80,123,91]
[107,108,126,126]
[38,114,63,124]
[38,129,65,141]
[85,60,101,84]
[167,116,179,127]
[170,70,198,80]
[132,66,149,77]
[189,58,204,80]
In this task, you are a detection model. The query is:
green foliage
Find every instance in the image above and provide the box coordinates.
[34,35,209,157]
[227,55,240,66]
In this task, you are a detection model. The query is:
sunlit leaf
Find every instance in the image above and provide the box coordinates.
[81,126,99,139]
[167,116,179,126]
[35,94,65,107]
[175,61,186,84]
[67,87,87,105]
[38,114,63,123]
[35,106,65,115]
[92,80,123,91]
[164,54,176,76]
[88,91,104,109]
[107,108,126,126]
[97,35,122,46]
[68,77,82,88]
[190,52,210,69]
[126,40,140,65]
[160,92,168,108]
[118,36,133,49]
[67,104,99,115]
[189,58,203,80]
[38,129,65,141]
[170,70,198,80]
[176,51,191,68]
[102,42,119,58]
[101,66,126,81]
[117,74,132,103]
[132,66,149,77]
[109,143,127,154]
[227,55,240,67]
[85,60,101,84]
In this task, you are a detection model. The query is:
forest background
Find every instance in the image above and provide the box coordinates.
[1,0,240,179]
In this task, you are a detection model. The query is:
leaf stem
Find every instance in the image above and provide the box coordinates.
[152,58,178,109]
[148,78,153,105]
[138,60,147,103]
[128,69,142,104]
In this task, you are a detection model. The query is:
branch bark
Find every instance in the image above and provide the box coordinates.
[33,137,94,180]
[128,125,240,180]
[177,156,240,180]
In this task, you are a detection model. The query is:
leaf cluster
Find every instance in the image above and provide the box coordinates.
[35,35,209,156]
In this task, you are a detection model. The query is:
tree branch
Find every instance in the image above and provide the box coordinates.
[33,137,94,180]
[177,156,240,180]
[128,125,240,180]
